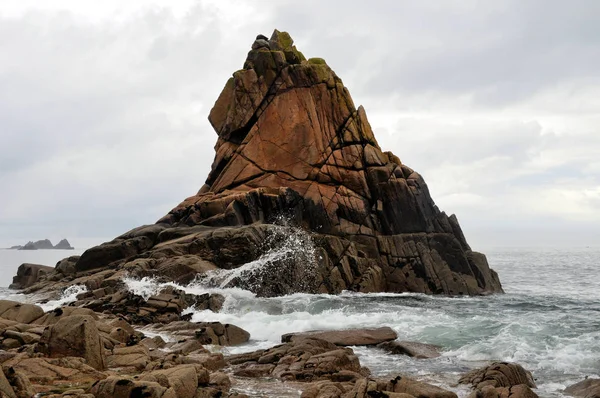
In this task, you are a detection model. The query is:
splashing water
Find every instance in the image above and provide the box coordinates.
[39,284,88,312]
[194,223,319,296]
[122,276,181,300]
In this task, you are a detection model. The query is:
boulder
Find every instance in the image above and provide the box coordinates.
[467,384,539,398]
[8,263,54,290]
[38,315,106,370]
[90,377,173,398]
[564,378,600,397]
[380,375,457,398]
[282,327,397,346]
[2,355,105,386]
[0,301,43,324]
[1,366,35,398]
[0,367,17,398]
[55,256,80,275]
[229,337,362,382]
[376,340,441,359]
[30,29,501,299]
[106,345,151,371]
[140,364,210,398]
[301,376,456,398]
[32,306,98,326]
[146,321,250,346]
[459,362,536,390]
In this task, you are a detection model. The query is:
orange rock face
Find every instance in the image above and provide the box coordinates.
[72,30,502,296]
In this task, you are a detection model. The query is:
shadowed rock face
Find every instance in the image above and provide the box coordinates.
[67,30,502,297]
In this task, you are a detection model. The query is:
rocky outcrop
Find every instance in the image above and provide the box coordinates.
[228,337,365,382]
[0,300,249,397]
[19,239,53,250]
[11,239,74,251]
[300,373,458,398]
[54,239,75,250]
[282,327,397,346]
[9,263,54,290]
[459,362,538,398]
[20,29,502,299]
[377,340,442,359]
[38,314,106,370]
[0,301,43,324]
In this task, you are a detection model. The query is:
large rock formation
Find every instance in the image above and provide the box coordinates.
[11,238,74,251]
[26,30,502,297]
[9,263,54,290]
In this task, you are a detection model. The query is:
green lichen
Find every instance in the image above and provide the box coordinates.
[271,29,294,50]
[308,57,327,65]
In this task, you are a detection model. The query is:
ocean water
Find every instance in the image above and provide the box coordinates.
[0,239,598,397]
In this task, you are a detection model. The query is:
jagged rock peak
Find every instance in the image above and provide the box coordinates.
[68,30,502,297]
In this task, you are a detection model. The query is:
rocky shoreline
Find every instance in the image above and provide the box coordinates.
[0,292,552,398]
[2,30,588,397]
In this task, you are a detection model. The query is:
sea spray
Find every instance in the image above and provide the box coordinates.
[193,221,319,296]
[94,244,600,397]
[39,284,88,311]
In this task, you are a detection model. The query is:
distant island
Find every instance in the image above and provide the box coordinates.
[9,238,74,250]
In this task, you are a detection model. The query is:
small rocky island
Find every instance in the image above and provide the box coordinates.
[9,239,74,250]
[0,31,569,398]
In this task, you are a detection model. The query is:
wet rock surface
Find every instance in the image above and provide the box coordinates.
[282,327,397,346]
[376,340,442,359]
[0,296,542,398]
[459,362,538,398]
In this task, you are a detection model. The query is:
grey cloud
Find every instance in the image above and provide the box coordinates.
[0,1,599,248]
[264,0,600,105]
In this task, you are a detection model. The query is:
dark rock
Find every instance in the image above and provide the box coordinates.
[19,239,54,250]
[282,327,397,346]
[230,337,362,382]
[376,340,442,359]
[459,362,536,389]
[1,366,35,398]
[8,263,54,290]
[460,362,538,398]
[146,320,250,346]
[55,256,80,275]
[54,239,74,250]
[0,366,17,398]
[19,242,37,250]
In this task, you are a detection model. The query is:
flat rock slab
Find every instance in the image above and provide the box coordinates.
[281,327,397,346]
[377,340,442,359]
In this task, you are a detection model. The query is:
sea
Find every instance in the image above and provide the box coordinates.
[0,241,598,397]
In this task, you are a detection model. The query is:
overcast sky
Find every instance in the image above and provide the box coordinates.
[1,0,599,249]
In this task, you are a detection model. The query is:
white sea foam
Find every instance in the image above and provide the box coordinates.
[39,284,88,311]
[2,240,595,398]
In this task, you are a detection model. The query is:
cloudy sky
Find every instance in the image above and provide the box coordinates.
[1,0,599,249]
